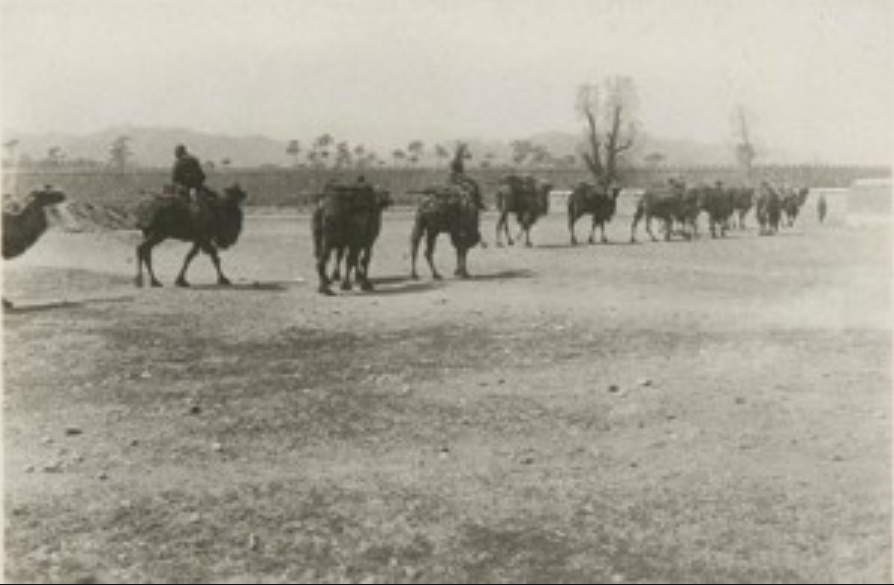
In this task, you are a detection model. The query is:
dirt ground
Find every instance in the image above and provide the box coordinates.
[3,203,891,583]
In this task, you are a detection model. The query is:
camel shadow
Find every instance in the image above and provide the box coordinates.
[762,231,805,238]
[366,280,442,296]
[182,281,291,292]
[4,300,84,313]
[466,269,535,281]
[4,295,134,314]
[372,274,419,286]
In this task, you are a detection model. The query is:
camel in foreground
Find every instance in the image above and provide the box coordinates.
[410,184,482,280]
[134,184,247,287]
[313,182,393,295]
[2,186,67,308]
[495,175,552,247]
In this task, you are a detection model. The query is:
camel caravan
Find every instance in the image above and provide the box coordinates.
[2,143,815,305]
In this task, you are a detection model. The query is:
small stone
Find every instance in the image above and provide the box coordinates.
[607,384,620,393]
[130,439,140,447]
[735,397,746,405]
[97,472,109,481]
[248,533,261,551]
[40,436,54,445]
[43,463,62,473]
[666,414,678,421]
[520,456,535,465]
[187,404,202,415]
[24,465,35,473]
[638,378,653,387]
[211,442,223,452]
[65,427,83,437]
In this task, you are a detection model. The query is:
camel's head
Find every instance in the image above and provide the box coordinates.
[30,186,66,208]
[223,183,248,204]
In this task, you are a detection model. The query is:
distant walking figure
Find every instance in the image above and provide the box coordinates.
[817,194,828,224]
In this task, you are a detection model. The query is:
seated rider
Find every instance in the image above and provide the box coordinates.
[172,144,211,206]
[449,144,485,210]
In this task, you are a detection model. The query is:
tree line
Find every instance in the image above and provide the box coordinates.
[0,77,798,184]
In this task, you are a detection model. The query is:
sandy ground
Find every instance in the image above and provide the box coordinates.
[3,204,891,583]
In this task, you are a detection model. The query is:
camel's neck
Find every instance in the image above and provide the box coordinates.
[16,199,51,231]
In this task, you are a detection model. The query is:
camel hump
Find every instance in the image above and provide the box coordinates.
[134,193,188,230]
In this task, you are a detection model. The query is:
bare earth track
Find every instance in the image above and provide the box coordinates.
[3,207,890,583]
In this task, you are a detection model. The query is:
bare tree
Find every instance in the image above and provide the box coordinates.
[510,139,534,166]
[286,140,301,167]
[335,141,353,169]
[46,146,65,167]
[407,141,425,167]
[529,144,552,167]
[313,134,334,168]
[576,77,639,186]
[733,105,756,180]
[108,135,132,171]
[3,139,20,165]
[645,151,665,168]
[434,144,451,168]
[392,149,406,168]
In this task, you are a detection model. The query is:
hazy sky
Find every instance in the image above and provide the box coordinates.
[2,0,891,163]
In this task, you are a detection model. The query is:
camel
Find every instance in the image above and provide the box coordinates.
[630,182,700,243]
[134,184,247,287]
[2,186,67,308]
[756,182,782,236]
[410,184,482,280]
[3,186,67,260]
[495,175,552,247]
[568,182,621,245]
[313,183,393,295]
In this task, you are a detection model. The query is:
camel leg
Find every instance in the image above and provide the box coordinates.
[137,234,164,287]
[455,245,470,279]
[570,209,580,246]
[341,246,360,292]
[504,213,515,246]
[515,222,525,245]
[588,216,598,245]
[359,246,375,292]
[643,215,658,242]
[316,242,335,295]
[425,231,441,280]
[135,240,144,287]
[524,226,533,247]
[630,206,643,243]
[200,243,231,286]
[175,243,201,287]
[331,246,345,281]
[410,222,424,280]
[495,212,507,247]
[600,222,609,244]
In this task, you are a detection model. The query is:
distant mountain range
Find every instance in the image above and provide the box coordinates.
[3,125,812,168]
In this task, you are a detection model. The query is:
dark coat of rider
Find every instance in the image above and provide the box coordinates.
[172,145,206,193]
[449,144,485,210]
